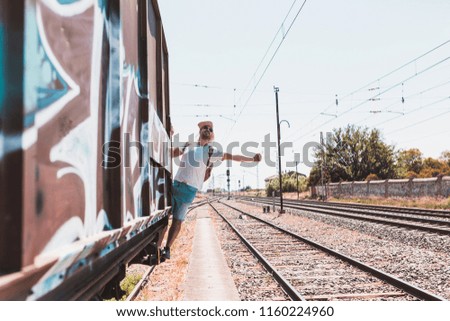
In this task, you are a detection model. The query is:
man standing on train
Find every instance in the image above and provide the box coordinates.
[159,120,261,261]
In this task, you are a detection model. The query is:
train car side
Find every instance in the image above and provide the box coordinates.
[0,0,171,300]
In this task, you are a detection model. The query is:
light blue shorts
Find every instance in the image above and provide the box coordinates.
[172,180,198,221]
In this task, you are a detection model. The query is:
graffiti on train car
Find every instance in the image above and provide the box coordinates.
[0,0,171,300]
[25,0,110,256]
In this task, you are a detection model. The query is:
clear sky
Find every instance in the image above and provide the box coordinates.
[158,0,450,191]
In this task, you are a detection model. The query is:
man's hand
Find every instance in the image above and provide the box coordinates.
[223,152,262,162]
[253,153,262,162]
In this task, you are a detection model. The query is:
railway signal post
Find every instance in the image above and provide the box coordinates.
[227,169,231,199]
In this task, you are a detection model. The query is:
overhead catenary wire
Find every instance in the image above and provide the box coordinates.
[283,39,450,142]
[172,114,235,119]
[225,0,309,141]
[352,79,450,126]
[235,0,300,105]
[386,105,450,135]
[367,96,450,129]
[288,54,450,143]
[172,98,342,109]
[397,128,450,145]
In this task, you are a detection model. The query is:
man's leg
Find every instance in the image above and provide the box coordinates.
[161,201,191,260]
[166,218,183,248]
[157,225,168,248]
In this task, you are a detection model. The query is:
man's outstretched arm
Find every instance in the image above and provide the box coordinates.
[170,126,187,158]
[172,147,184,158]
[172,142,190,158]
[222,153,262,162]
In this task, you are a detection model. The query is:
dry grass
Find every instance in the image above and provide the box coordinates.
[329,196,450,210]
[137,213,197,301]
[281,192,310,199]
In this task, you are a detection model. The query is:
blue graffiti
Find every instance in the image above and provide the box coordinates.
[57,0,82,4]
[36,41,70,110]
[23,16,70,128]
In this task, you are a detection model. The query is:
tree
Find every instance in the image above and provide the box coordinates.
[309,125,396,184]
[440,150,450,167]
[307,166,322,187]
[266,172,308,196]
[396,148,423,178]
[418,157,450,177]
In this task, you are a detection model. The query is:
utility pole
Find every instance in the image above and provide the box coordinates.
[320,132,326,201]
[226,169,231,200]
[274,86,284,213]
[256,163,260,190]
[295,160,299,200]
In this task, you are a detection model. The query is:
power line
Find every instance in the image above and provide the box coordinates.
[236,0,300,105]
[172,114,235,119]
[288,54,450,143]
[386,104,450,135]
[340,39,450,100]
[372,96,450,128]
[283,39,450,142]
[397,128,450,145]
[172,82,225,89]
[352,79,450,126]
[225,0,309,141]
[327,56,450,122]
[171,103,230,108]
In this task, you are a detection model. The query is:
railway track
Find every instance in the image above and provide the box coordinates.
[210,200,445,301]
[240,197,450,235]
[186,197,222,213]
[299,199,450,217]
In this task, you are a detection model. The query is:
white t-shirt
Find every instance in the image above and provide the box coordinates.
[174,144,223,190]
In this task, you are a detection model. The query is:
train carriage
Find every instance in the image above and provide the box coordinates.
[0,0,171,300]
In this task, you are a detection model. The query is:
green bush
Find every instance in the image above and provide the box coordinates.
[266,173,307,196]
[120,273,142,300]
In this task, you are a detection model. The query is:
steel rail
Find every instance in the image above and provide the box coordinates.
[218,200,446,301]
[209,202,305,301]
[240,197,450,235]
[186,199,214,214]
[306,200,450,216]
[287,199,450,218]
[246,196,450,218]
[243,197,450,226]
